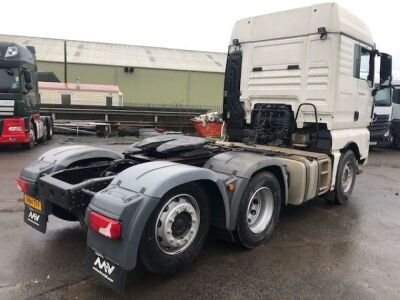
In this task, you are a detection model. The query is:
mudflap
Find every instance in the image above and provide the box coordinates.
[86,247,127,293]
[24,206,47,233]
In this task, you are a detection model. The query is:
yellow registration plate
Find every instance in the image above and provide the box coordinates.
[24,194,42,212]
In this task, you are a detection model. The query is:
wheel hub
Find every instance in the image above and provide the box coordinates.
[246,187,274,234]
[341,162,354,193]
[155,194,200,255]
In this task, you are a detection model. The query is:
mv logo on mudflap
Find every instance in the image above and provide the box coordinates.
[28,211,40,223]
[93,257,115,282]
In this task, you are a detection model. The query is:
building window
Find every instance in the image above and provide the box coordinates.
[106,96,113,107]
[61,94,71,106]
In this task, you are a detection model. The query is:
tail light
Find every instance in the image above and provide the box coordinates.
[88,211,121,240]
[3,118,26,135]
[17,178,30,194]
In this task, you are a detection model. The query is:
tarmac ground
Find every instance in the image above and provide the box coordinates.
[0,136,399,299]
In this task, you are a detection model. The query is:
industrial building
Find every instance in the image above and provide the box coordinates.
[0,34,226,108]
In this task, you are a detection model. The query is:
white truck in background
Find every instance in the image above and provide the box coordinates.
[18,3,392,292]
[369,86,393,145]
[391,84,400,147]
[369,82,400,148]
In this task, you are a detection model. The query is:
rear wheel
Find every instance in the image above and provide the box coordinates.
[334,150,357,204]
[391,132,399,149]
[39,122,49,142]
[76,208,88,230]
[24,122,36,149]
[52,204,78,221]
[139,183,210,274]
[47,120,53,140]
[234,171,282,249]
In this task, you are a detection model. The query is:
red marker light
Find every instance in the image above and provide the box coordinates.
[17,178,30,194]
[88,211,121,240]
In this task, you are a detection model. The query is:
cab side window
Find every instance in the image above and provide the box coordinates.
[354,45,371,81]
[393,89,400,104]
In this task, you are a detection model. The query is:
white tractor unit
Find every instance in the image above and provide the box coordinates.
[18,3,391,292]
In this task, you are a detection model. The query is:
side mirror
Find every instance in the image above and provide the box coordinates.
[25,83,33,91]
[380,53,392,86]
[24,70,32,84]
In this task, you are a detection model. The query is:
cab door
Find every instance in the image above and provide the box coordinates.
[354,44,374,129]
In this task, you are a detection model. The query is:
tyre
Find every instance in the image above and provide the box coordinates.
[391,133,399,149]
[234,171,282,249]
[139,183,210,274]
[52,205,88,230]
[47,120,53,140]
[39,122,48,143]
[24,122,36,149]
[76,208,88,230]
[334,150,357,204]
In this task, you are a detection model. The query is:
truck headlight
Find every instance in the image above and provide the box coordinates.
[5,46,18,58]
[384,130,390,137]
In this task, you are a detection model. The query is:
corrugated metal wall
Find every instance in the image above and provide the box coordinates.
[37,61,224,107]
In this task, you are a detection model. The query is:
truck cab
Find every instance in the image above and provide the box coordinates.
[224,3,391,169]
[369,86,393,145]
[391,85,400,147]
[0,42,52,148]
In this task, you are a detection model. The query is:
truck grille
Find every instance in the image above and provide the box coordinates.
[0,100,15,116]
[368,114,391,137]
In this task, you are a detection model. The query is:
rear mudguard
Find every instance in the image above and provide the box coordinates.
[87,152,287,271]
[87,161,231,270]
[21,145,122,183]
[20,145,121,213]
[204,151,288,229]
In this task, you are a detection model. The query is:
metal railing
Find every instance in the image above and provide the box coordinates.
[40,104,223,131]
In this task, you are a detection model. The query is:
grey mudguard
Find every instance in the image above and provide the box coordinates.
[204,151,288,230]
[87,161,230,271]
[87,152,287,272]
[112,161,228,199]
[20,145,122,193]
[21,145,121,181]
[36,145,121,167]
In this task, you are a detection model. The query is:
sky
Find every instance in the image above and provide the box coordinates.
[2,0,399,76]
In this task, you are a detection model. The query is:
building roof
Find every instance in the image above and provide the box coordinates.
[232,3,374,47]
[0,34,227,73]
[39,81,120,93]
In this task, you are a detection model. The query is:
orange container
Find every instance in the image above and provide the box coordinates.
[192,119,223,138]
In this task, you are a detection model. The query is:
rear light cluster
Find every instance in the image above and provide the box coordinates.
[88,211,121,240]
[3,118,26,135]
[17,178,30,194]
